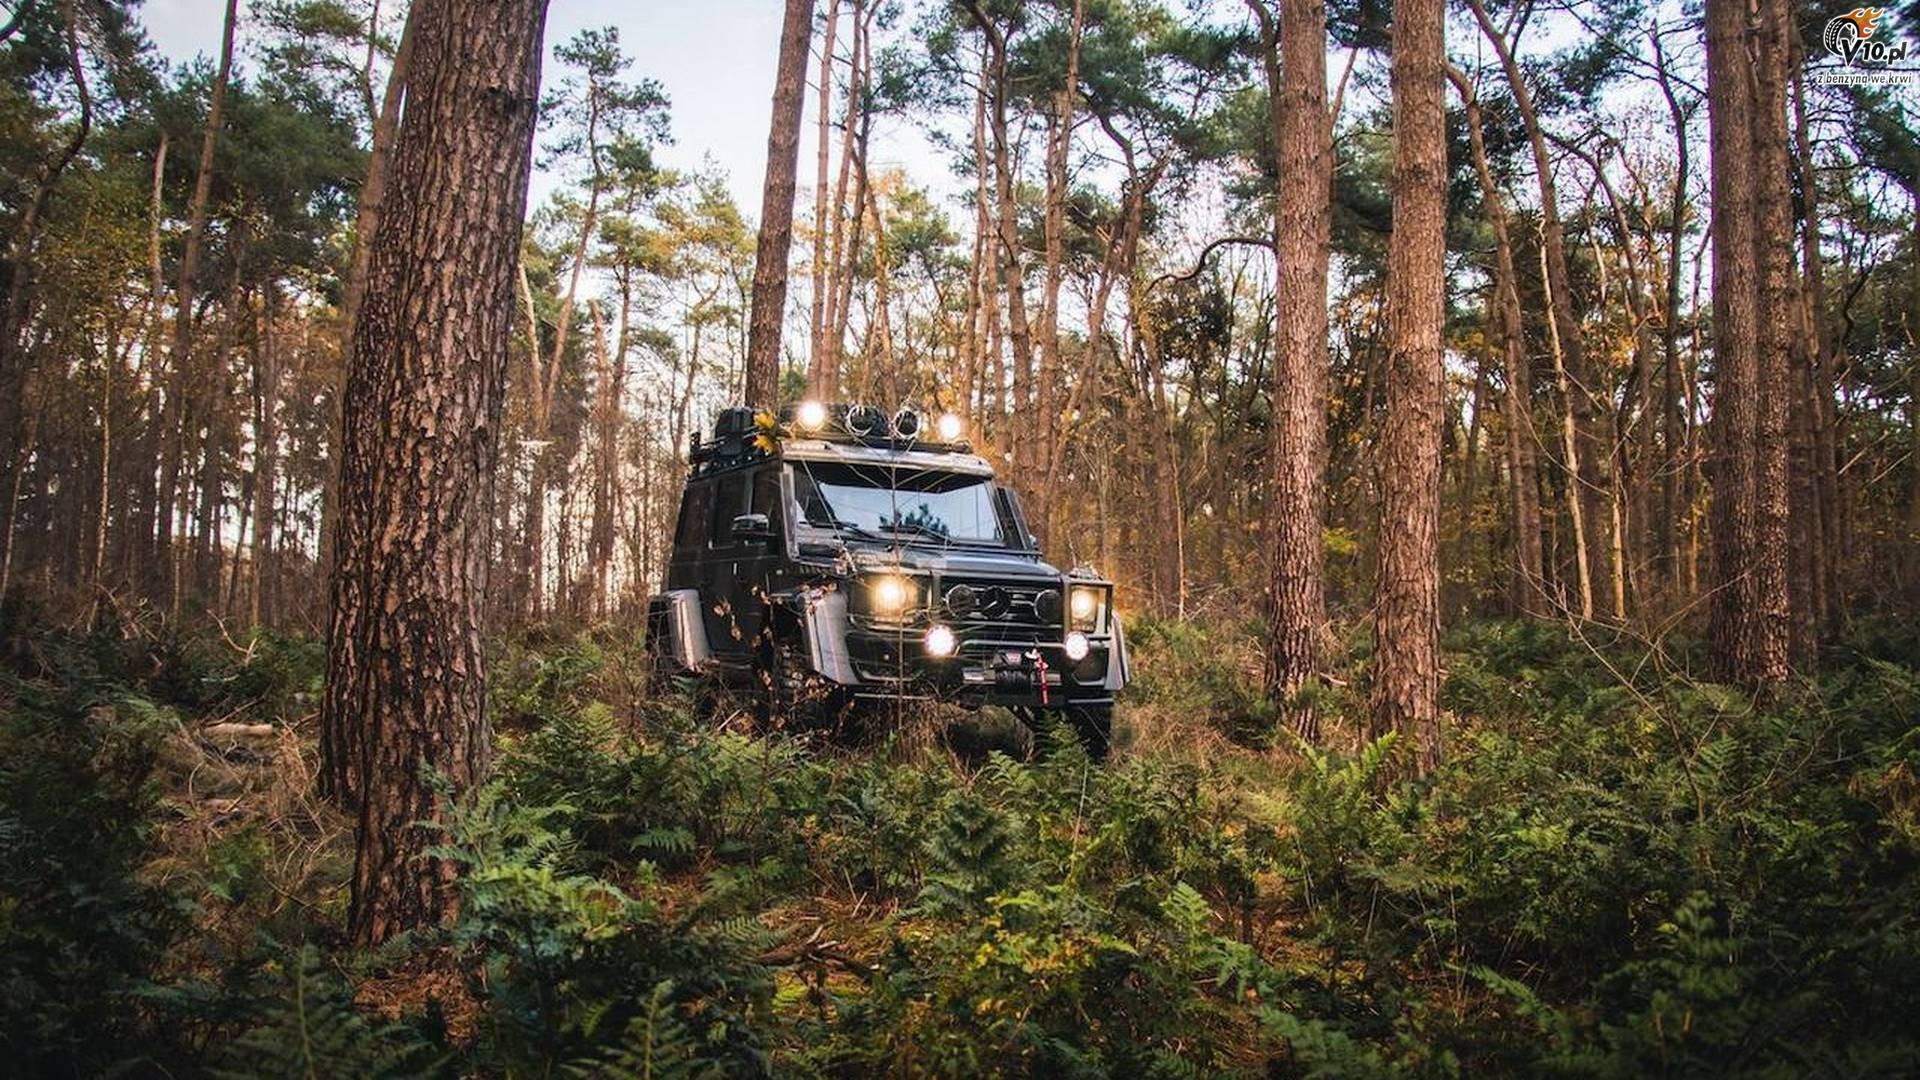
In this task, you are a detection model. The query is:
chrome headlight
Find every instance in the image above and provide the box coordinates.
[862,573,919,622]
[1067,583,1111,633]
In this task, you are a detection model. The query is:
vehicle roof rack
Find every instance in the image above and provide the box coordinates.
[686,402,975,478]
[776,402,972,453]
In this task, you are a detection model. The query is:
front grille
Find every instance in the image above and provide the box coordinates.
[943,580,1060,629]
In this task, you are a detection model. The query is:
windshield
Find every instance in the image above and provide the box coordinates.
[789,462,1009,546]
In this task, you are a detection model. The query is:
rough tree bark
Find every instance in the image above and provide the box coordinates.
[1250,0,1331,737]
[1374,0,1446,773]
[744,0,816,408]
[1703,0,1791,684]
[319,0,549,945]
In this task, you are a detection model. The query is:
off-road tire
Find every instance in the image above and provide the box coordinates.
[1065,703,1113,760]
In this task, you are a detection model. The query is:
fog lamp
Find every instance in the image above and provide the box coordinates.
[795,399,828,432]
[924,625,958,658]
[1063,631,1091,662]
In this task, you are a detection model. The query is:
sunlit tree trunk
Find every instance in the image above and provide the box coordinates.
[807,0,839,397]
[1374,0,1446,773]
[1250,0,1330,737]
[745,0,815,408]
[320,0,548,946]
[1650,28,1690,603]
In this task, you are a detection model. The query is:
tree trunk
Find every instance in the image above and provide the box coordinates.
[744,0,815,408]
[1032,0,1084,550]
[157,0,238,605]
[1373,0,1446,774]
[1789,38,1839,636]
[1650,28,1689,600]
[1250,0,1330,737]
[0,0,92,501]
[807,0,840,397]
[967,4,1037,489]
[587,302,620,618]
[1466,0,1607,619]
[320,0,548,945]
[1749,0,1797,670]
[251,283,282,626]
[1703,0,1790,685]
[322,11,418,590]
[1450,63,1545,616]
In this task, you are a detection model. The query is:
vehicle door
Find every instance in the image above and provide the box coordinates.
[666,481,711,592]
[702,472,751,660]
[729,466,786,653]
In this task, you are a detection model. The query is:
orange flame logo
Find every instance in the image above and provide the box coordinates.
[1842,8,1883,37]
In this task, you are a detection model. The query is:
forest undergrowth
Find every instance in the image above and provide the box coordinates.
[3,604,1919,1078]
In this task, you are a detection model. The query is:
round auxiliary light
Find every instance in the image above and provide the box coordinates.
[1035,588,1063,623]
[846,404,886,437]
[795,399,828,432]
[1063,631,1091,662]
[892,408,921,440]
[944,583,978,617]
[936,412,964,442]
[924,624,958,658]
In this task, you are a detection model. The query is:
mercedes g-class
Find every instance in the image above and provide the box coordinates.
[646,402,1129,755]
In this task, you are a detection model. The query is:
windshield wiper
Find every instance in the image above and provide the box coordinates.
[821,519,883,541]
[878,521,953,546]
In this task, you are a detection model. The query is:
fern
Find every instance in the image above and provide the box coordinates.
[209,945,444,1079]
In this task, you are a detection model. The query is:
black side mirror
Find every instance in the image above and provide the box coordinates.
[730,512,773,542]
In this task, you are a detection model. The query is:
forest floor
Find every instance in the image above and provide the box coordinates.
[4,609,1920,1076]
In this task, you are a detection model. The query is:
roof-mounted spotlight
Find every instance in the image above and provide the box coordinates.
[935,412,964,443]
[846,404,886,438]
[892,408,921,441]
[794,399,828,433]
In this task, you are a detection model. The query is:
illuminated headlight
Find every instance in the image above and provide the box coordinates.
[1068,584,1110,632]
[936,412,964,442]
[1063,631,1091,662]
[924,625,958,657]
[869,574,913,616]
[795,399,828,432]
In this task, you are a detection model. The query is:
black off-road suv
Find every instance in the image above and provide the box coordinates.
[646,402,1129,755]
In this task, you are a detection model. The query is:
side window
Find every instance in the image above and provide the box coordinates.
[709,475,746,546]
[751,468,782,529]
[675,484,711,549]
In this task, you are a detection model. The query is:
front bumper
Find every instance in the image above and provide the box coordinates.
[844,625,1115,707]
[798,590,1122,707]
